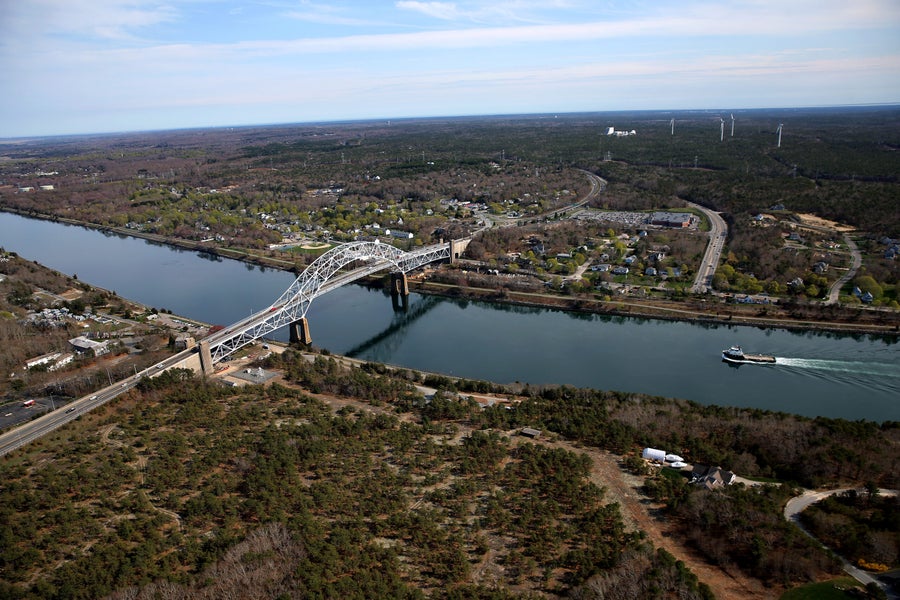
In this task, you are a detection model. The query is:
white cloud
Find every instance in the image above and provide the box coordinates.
[0,0,178,43]
[394,0,581,25]
[396,1,461,21]
[284,1,381,27]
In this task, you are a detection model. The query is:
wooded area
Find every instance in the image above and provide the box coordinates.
[2,347,897,597]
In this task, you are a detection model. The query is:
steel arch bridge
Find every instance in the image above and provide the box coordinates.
[203,240,457,363]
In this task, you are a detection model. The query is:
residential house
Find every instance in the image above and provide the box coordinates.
[690,464,736,489]
[853,287,875,303]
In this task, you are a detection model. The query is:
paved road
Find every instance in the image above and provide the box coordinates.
[827,234,862,304]
[475,169,606,233]
[0,357,186,456]
[689,202,728,294]
[785,488,898,597]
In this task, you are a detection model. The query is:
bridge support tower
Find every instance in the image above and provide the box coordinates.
[289,317,312,346]
[449,238,471,264]
[199,340,214,375]
[390,272,409,311]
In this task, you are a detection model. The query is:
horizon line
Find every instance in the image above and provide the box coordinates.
[2,102,899,143]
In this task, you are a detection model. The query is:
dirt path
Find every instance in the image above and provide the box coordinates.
[578,447,774,600]
[503,432,773,599]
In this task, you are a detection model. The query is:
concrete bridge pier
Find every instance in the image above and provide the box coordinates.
[449,238,471,263]
[289,317,312,345]
[198,340,214,375]
[390,272,409,311]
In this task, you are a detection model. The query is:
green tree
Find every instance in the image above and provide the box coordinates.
[854,275,883,300]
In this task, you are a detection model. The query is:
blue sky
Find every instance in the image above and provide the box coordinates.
[1,0,899,137]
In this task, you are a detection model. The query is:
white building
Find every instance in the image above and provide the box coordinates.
[25,352,62,370]
[69,336,110,357]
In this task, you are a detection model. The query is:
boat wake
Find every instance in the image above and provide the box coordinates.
[775,357,900,379]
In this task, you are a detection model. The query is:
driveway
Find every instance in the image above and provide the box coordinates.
[826,234,862,304]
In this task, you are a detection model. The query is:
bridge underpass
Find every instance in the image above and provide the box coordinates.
[197,238,470,373]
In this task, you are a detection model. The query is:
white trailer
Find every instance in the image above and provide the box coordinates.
[642,447,666,462]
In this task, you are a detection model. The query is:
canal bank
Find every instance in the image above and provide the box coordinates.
[407,279,900,337]
[4,207,897,337]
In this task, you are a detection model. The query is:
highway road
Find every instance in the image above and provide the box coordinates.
[0,355,188,457]
[546,169,606,219]
[474,169,606,232]
[689,202,728,294]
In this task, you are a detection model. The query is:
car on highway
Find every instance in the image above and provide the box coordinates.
[65,407,76,414]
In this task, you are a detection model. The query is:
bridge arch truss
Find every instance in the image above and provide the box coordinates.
[208,240,452,362]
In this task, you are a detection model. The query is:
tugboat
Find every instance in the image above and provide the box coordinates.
[722,345,776,364]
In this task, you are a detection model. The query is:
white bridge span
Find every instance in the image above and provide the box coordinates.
[202,240,462,363]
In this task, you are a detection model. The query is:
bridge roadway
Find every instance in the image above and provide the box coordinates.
[0,241,459,455]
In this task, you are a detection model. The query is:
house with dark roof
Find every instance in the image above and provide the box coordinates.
[690,464,736,489]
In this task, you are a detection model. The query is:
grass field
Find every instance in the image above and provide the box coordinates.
[780,577,865,600]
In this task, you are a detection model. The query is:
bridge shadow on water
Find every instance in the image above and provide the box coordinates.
[345,295,442,359]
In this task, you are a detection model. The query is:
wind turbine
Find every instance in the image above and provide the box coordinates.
[670,118,675,135]
[730,114,735,137]
[776,123,784,148]
[719,118,725,142]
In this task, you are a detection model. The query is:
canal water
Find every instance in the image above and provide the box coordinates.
[2,211,898,421]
